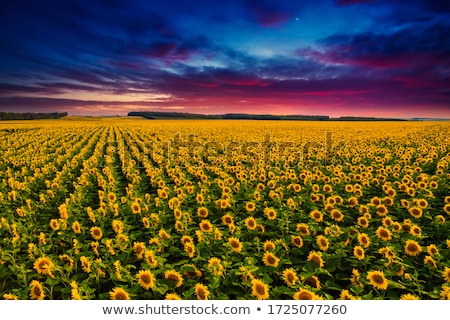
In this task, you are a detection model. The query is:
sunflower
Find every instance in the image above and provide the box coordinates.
[251,278,270,300]
[49,219,60,231]
[263,252,280,267]
[90,226,103,240]
[244,216,257,230]
[375,226,392,241]
[310,210,323,222]
[34,257,54,276]
[348,197,358,207]
[409,207,423,219]
[109,287,131,300]
[442,267,450,283]
[415,199,428,209]
[222,214,234,225]
[293,288,322,300]
[59,254,74,268]
[195,193,204,204]
[444,204,450,215]
[29,280,45,300]
[142,216,151,228]
[427,244,439,256]
[3,293,19,300]
[340,289,359,300]
[357,233,371,248]
[245,201,256,212]
[208,257,224,276]
[108,192,117,202]
[353,246,365,260]
[367,270,388,290]
[409,225,422,237]
[330,209,344,222]
[305,275,321,289]
[264,207,277,220]
[145,250,158,268]
[296,223,310,236]
[291,235,304,248]
[307,251,324,268]
[130,201,141,214]
[350,268,363,287]
[228,237,243,253]
[112,220,124,234]
[165,269,184,288]
[282,268,299,286]
[165,293,182,300]
[69,280,81,300]
[197,206,208,218]
[359,205,370,214]
[183,264,203,279]
[404,239,422,256]
[194,283,210,300]
[199,220,213,233]
[184,242,196,258]
[263,240,276,251]
[158,228,170,240]
[72,221,82,234]
[389,222,401,233]
[424,255,437,268]
[316,235,329,251]
[376,205,388,216]
[379,246,396,260]
[136,270,156,290]
[400,293,420,300]
[357,216,369,228]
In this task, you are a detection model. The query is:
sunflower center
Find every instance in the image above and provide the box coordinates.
[141,274,151,284]
[373,274,384,284]
[168,274,179,281]
[255,284,266,295]
[116,292,128,300]
[407,243,418,252]
[311,256,321,265]
[287,273,295,283]
[33,286,42,296]
[298,292,312,300]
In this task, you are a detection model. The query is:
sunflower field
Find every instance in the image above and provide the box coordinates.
[0,118,449,300]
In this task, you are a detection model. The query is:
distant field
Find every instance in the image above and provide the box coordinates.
[0,119,449,300]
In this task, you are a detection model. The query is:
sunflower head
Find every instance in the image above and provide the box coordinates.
[164,269,184,288]
[404,239,422,256]
[194,283,210,300]
[251,278,270,300]
[282,268,298,286]
[367,270,388,290]
[109,287,131,300]
[136,270,156,290]
[228,237,243,253]
[34,257,54,276]
[262,252,280,267]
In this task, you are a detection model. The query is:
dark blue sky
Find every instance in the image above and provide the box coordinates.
[0,0,449,117]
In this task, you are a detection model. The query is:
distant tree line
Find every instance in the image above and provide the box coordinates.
[128,111,406,121]
[128,111,330,120]
[0,112,68,120]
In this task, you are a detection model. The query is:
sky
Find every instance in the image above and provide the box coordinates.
[0,0,449,118]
